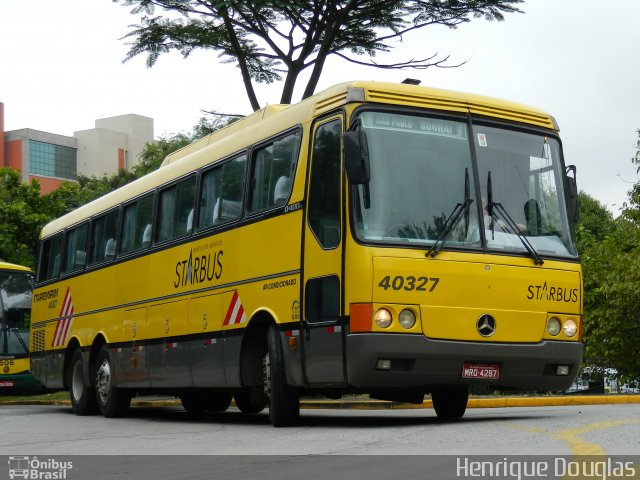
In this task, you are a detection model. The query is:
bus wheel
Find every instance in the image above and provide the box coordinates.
[264,324,299,427]
[181,392,232,413]
[67,349,98,415]
[234,390,267,414]
[94,347,131,418]
[431,386,469,420]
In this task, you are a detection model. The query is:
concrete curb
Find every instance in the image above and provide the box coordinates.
[2,395,639,409]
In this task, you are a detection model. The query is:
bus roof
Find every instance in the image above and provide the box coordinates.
[40,80,556,239]
[0,261,32,273]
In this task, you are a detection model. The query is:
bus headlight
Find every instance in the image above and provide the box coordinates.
[563,319,578,338]
[398,309,416,329]
[546,317,561,336]
[374,308,393,328]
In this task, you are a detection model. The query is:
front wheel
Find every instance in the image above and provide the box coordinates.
[264,324,299,427]
[431,386,469,420]
[67,348,98,415]
[95,346,131,418]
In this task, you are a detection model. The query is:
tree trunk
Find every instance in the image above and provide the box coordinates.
[280,67,301,104]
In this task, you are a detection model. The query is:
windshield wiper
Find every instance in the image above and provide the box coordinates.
[427,168,473,258]
[486,171,544,266]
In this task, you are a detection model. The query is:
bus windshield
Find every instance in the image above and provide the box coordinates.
[353,111,577,259]
[0,271,33,356]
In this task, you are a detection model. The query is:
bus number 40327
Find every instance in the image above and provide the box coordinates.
[377,275,439,292]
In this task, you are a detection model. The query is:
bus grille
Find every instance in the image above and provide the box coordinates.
[31,329,45,353]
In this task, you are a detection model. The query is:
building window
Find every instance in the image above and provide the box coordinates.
[29,140,77,180]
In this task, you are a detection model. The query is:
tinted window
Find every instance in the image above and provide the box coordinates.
[89,209,119,264]
[248,131,301,213]
[62,223,88,274]
[120,194,154,255]
[199,155,246,229]
[309,120,341,248]
[38,233,63,282]
[157,176,196,242]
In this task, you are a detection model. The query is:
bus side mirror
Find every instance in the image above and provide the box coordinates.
[344,130,370,184]
[565,165,579,223]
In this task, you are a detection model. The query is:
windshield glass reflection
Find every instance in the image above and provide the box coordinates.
[0,271,33,356]
[473,125,576,257]
[352,111,577,259]
[353,112,480,250]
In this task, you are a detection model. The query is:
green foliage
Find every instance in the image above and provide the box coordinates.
[622,128,640,225]
[580,219,640,382]
[577,132,640,383]
[0,169,49,268]
[114,0,523,109]
[575,191,616,250]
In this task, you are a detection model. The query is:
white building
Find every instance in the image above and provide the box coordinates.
[74,114,154,177]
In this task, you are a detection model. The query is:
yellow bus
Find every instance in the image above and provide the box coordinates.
[1,261,39,394]
[30,81,582,426]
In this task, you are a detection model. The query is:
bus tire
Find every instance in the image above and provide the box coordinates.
[67,349,98,415]
[180,392,232,413]
[265,324,299,427]
[234,390,267,414]
[431,386,469,420]
[94,346,131,418]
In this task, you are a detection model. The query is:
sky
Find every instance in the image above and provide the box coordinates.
[1,1,639,213]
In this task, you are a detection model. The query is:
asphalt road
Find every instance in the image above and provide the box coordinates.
[1,402,639,456]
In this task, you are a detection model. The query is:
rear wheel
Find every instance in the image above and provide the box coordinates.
[264,324,299,427]
[431,386,469,419]
[67,349,98,415]
[234,389,267,414]
[95,346,131,418]
[181,391,232,413]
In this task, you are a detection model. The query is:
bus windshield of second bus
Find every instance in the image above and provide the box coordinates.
[352,111,577,259]
[0,269,32,360]
[0,265,36,394]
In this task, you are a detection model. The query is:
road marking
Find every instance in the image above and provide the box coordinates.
[512,419,640,455]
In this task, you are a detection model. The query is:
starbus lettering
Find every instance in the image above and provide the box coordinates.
[174,249,223,288]
[527,282,578,303]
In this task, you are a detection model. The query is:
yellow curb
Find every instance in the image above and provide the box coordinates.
[467,395,640,408]
[299,395,640,410]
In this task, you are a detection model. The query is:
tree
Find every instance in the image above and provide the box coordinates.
[114,0,523,111]
[0,169,49,268]
[622,128,640,225]
[134,114,237,174]
[575,191,616,249]
[577,154,640,383]
[579,218,640,383]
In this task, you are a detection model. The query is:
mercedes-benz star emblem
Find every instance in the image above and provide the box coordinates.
[476,314,496,337]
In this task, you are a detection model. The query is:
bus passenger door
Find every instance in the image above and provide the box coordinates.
[302,116,345,385]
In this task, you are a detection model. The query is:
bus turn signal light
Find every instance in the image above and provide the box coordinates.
[350,303,373,332]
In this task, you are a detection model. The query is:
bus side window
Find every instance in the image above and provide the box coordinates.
[248,131,301,213]
[199,155,246,229]
[62,223,89,274]
[157,176,195,242]
[120,194,154,255]
[89,209,119,264]
[38,233,64,282]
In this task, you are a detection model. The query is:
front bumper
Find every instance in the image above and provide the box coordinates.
[346,333,583,391]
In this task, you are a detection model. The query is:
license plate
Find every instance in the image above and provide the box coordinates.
[462,363,500,379]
